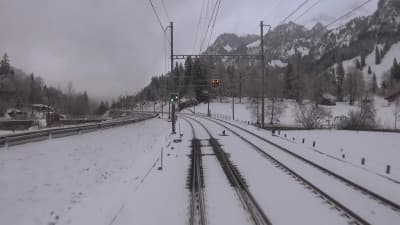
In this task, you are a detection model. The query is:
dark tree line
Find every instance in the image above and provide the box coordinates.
[0,53,96,116]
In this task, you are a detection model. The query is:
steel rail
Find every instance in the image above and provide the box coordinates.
[192,115,389,225]
[181,117,207,225]
[201,115,400,213]
[183,115,272,225]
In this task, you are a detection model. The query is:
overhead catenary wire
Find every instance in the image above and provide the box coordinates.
[279,0,312,25]
[193,0,206,54]
[207,0,222,49]
[160,0,171,22]
[200,0,221,53]
[148,0,167,32]
[294,0,323,22]
[324,0,373,28]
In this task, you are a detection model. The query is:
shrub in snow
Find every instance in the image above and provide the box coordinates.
[338,95,377,129]
[295,104,332,129]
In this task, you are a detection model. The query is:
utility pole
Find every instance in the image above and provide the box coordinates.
[229,64,235,121]
[260,21,265,129]
[207,89,211,117]
[170,21,176,134]
[260,21,271,129]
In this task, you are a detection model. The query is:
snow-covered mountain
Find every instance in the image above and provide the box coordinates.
[205,0,400,81]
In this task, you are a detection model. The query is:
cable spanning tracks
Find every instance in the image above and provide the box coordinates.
[193,114,400,225]
[182,116,272,225]
[182,117,206,225]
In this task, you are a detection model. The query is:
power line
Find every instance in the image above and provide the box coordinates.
[294,0,323,22]
[200,0,220,52]
[207,0,222,48]
[160,0,171,22]
[148,0,167,31]
[279,0,312,25]
[193,0,206,53]
[268,0,284,16]
[324,0,373,28]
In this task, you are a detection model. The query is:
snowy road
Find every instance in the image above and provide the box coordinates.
[187,114,400,225]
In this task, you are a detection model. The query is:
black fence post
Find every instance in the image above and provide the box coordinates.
[386,165,391,174]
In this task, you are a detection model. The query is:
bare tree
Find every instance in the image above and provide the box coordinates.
[265,73,286,125]
[394,98,400,129]
[345,66,365,105]
[295,103,332,129]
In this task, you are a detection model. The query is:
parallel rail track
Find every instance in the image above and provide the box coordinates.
[190,114,400,225]
[183,116,272,225]
[200,115,400,213]
[186,115,375,225]
[182,117,207,225]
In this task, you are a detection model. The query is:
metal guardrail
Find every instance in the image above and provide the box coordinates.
[0,112,157,148]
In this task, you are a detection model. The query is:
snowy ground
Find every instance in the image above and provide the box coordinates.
[2,104,399,225]
[281,129,400,181]
[186,115,400,224]
[187,96,398,129]
[0,117,190,225]
[185,116,352,225]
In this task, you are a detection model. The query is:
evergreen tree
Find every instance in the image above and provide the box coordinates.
[0,53,11,75]
[375,46,381,65]
[284,63,294,98]
[355,59,361,70]
[336,61,345,101]
[371,73,378,94]
[361,54,366,68]
[183,57,193,96]
[380,48,384,60]
[173,62,181,93]
[391,58,400,80]
[96,101,109,115]
[192,58,207,102]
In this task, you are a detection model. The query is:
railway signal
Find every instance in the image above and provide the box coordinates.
[169,92,179,134]
[170,93,179,103]
[211,79,221,88]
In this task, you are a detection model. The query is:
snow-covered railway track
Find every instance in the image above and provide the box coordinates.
[183,117,207,225]
[194,115,400,225]
[183,116,272,225]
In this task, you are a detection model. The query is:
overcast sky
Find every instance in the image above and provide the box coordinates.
[0,0,378,100]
